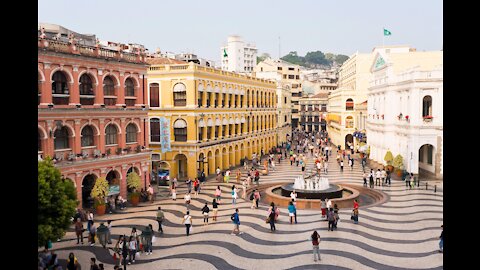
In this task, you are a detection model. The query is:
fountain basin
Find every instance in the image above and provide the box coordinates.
[281,183,343,200]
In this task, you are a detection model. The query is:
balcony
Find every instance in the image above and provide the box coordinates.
[52,94,70,105]
[80,95,95,106]
[52,146,148,167]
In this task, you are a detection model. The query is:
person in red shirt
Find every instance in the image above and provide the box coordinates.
[353,199,359,210]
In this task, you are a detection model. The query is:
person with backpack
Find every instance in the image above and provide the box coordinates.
[202,203,210,225]
[156,207,164,233]
[182,211,193,236]
[212,198,219,221]
[230,208,242,235]
[351,208,359,224]
[267,202,277,232]
[310,230,321,262]
[254,189,261,209]
[231,185,238,205]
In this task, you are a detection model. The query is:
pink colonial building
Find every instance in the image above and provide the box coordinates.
[37,24,151,209]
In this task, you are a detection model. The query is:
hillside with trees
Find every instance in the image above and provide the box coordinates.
[265,50,349,68]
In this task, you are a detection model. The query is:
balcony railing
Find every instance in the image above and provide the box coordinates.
[80,95,95,105]
[52,94,69,105]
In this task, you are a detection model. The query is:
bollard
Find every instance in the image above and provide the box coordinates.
[434,185,436,193]
[426,182,428,190]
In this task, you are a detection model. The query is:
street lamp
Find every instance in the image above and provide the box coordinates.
[96,223,109,248]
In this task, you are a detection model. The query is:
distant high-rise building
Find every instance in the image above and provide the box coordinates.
[220,35,257,74]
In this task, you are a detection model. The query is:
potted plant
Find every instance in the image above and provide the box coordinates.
[90,177,109,215]
[116,147,123,155]
[384,150,394,172]
[127,171,141,206]
[135,145,142,153]
[393,154,404,177]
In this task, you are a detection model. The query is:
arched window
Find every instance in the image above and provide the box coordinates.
[150,118,160,142]
[422,96,432,117]
[149,83,159,107]
[346,98,354,111]
[125,78,136,106]
[345,116,354,128]
[52,71,69,105]
[173,119,187,141]
[173,83,187,106]
[105,124,118,145]
[38,130,42,152]
[38,73,42,106]
[126,123,137,143]
[54,126,70,150]
[79,74,94,105]
[81,126,94,147]
[103,76,116,106]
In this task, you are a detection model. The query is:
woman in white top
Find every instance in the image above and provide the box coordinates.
[171,187,176,201]
[290,190,297,202]
[181,211,192,236]
[128,235,137,264]
[326,199,332,210]
[231,185,238,205]
[184,193,191,205]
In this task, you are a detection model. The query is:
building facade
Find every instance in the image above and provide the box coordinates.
[147,60,277,180]
[300,92,329,133]
[255,58,302,129]
[326,51,375,150]
[366,50,443,178]
[38,26,151,209]
[276,82,292,144]
[220,35,257,74]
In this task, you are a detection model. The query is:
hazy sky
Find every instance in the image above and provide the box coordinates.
[38,0,442,63]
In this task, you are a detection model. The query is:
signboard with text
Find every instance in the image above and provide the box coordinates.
[160,117,171,153]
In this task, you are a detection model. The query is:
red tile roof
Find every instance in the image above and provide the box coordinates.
[146,57,187,65]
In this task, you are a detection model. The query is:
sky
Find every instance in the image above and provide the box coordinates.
[38,0,442,64]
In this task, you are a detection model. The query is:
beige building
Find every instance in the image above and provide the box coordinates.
[276,82,292,144]
[147,59,277,180]
[255,58,302,129]
[327,52,374,150]
[300,92,329,133]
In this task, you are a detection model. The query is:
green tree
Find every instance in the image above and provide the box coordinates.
[393,154,404,169]
[127,171,141,192]
[325,53,336,62]
[256,53,271,64]
[91,177,109,207]
[335,54,349,65]
[384,150,394,165]
[305,51,328,66]
[38,158,78,247]
[281,51,305,66]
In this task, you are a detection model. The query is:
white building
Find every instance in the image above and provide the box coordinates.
[220,35,257,74]
[366,49,443,179]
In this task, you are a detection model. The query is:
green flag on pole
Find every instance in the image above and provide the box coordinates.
[383,28,392,36]
[223,48,228,57]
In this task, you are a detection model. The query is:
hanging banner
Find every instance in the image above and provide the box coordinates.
[160,117,171,153]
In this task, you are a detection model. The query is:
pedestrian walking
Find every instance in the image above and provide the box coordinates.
[362,158,366,172]
[267,203,277,232]
[310,231,321,262]
[66,252,81,270]
[156,207,164,233]
[386,170,391,186]
[363,172,367,187]
[225,170,231,183]
[89,221,96,246]
[74,218,84,244]
[381,168,387,186]
[406,172,411,188]
[369,169,375,188]
[230,208,242,235]
[186,178,192,194]
[376,169,381,186]
[87,211,94,232]
[184,192,191,205]
[333,204,340,230]
[193,178,200,197]
[409,173,415,189]
[128,236,137,264]
[171,186,177,201]
[439,225,443,253]
[242,179,247,199]
[212,198,219,221]
[106,220,112,244]
[348,158,353,170]
[321,199,327,219]
[290,155,294,166]
[90,258,100,269]
[271,159,276,171]
[216,167,221,175]
[182,211,193,236]
[288,201,296,224]
[340,160,344,172]
[253,189,261,208]
[354,199,359,210]
[351,208,359,224]
[214,186,222,202]
[236,169,241,183]
[147,184,155,203]
[327,208,336,231]
[202,203,210,225]
[231,185,238,205]
[412,173,417,187]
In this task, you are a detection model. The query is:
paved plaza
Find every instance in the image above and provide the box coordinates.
[51,153,443,270]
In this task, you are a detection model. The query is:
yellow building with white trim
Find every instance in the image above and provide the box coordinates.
[147,59,278,180]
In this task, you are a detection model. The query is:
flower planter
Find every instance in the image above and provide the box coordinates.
[386,165,394,172]
[396,170,402,177]
[95,204,106,215]
[129,194,140,206]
